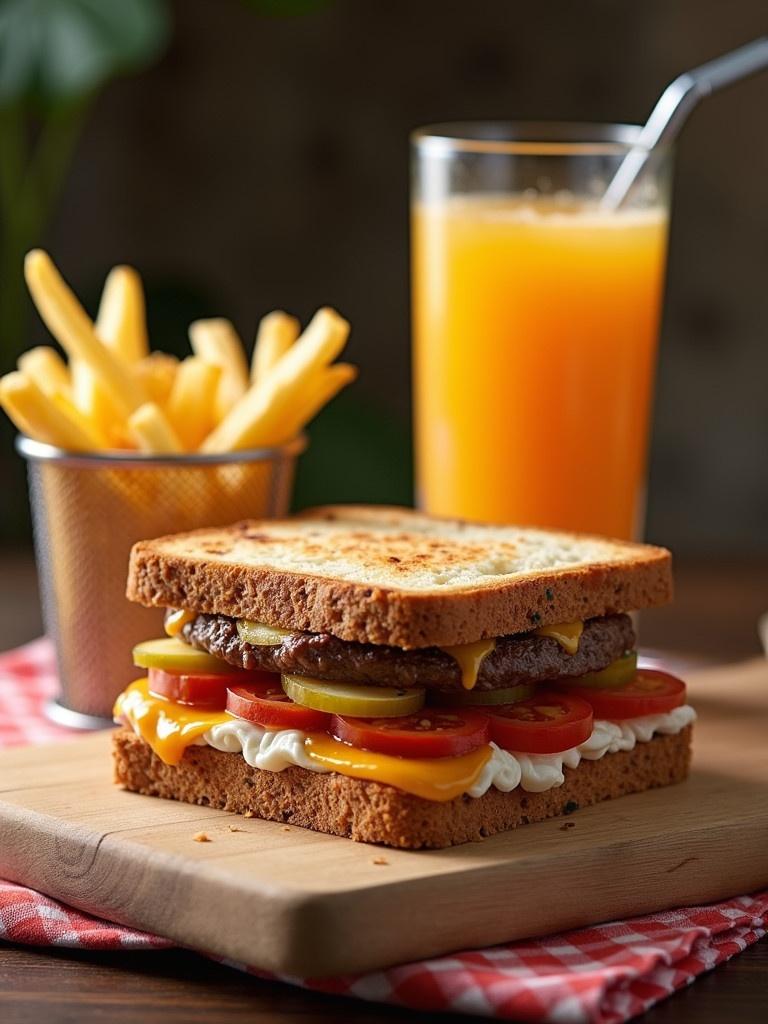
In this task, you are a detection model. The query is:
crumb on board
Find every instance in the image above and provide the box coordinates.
[193,832,212,843]
[559,822,576,831]
[243,810,255,818]
[371,856,389,866]
[282,826,291,832]
[228,824,245,833]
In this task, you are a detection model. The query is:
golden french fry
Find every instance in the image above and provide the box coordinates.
[135,353,179,407]
[251,310,299,384]
[24,250,147,417]
[202,308,350,452]
[96,265,149,363]
[17,346,71,397]
[71,359,131,447]
[166,357,221,451]
[0,371,100,450]
[189,318,249,420]
[283,363,357,439]
[128,402,183,454]
[49,389,110,448]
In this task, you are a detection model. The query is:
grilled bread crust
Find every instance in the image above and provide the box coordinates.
[126,505,672,648]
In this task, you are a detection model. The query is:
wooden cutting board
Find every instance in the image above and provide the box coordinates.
[1,659,767,976]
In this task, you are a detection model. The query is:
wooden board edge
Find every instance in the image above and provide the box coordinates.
[276,817,768,975]
[0,798,311,974]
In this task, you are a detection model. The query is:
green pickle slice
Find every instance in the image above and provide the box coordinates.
[428,682,536,706]
[132,637,237,674]
[567,651,638,689]
[282,675,425,717]
[237,619,294,646]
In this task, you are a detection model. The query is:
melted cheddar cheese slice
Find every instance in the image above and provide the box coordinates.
[115,679,493,802]
[115,678,230,765]
[305,735,491,802]
[440,638,496,690]
[534,620,583,654]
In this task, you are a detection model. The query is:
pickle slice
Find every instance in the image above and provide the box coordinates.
[132,637,236,674]
[282,675,425,717]
[428,681,536,706]
[568,651,638,689]
[237,619,294,646]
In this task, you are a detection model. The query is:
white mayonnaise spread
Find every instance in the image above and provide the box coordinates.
[201,719,328,774]
[467,704,697,796]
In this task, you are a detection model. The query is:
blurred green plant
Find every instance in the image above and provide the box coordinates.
[0,0,170,368]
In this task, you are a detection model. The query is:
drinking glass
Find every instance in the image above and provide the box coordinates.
[411,122,673,540]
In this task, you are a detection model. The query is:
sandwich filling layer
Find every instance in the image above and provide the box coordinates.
[115,678,695,803]
[179,612,634,692]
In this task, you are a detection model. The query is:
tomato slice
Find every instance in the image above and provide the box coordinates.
[331,709,490,759]
[487,693,593,754]
[226,679,331,730]
[560,669,686,719]
[147,667,274,708]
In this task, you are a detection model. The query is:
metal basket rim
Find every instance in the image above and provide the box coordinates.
[15,433,308,469]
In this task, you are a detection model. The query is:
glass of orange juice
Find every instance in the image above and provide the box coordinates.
[411,123,673,540]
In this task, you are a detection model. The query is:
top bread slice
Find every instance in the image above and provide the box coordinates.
[126,505,672,649]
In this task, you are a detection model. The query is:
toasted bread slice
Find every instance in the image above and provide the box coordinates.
[113,726,692,849]
[126,505,671,648]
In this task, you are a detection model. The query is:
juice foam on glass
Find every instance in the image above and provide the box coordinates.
[412,126,672,541]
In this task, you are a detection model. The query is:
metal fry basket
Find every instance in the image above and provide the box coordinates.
[17,435,306,728]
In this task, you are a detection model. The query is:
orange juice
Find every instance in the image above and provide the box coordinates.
[412,195,669,539]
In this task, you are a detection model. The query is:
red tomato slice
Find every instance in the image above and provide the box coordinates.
[487,693,593,754]
[147,667,275,709]
[560,669,686,720]
[331,709,490,759]
[226,679,330,730]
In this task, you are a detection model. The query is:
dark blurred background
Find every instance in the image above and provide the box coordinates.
[1,0,767,560]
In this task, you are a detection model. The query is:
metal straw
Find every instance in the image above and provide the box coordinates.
[602,37,768,210]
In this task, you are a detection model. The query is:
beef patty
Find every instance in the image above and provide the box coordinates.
[181,613,634,692]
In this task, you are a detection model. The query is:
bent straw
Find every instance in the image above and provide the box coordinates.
[602,37,768,210]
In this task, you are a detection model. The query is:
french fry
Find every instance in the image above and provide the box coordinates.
[189,318,249,420]
[24,250,147,418]
[283,363,357,440]
[128,402,183,454]
[135,353,179,407]
[251,311,299,384]
[96,265,149,363]
[201,307,350,452]
[0,371,101,450]
[166,357,221,451]
[17,346,71,397]
[49,389,110,448]
[70,360,132,449]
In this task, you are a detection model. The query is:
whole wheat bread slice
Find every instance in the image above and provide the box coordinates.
[113,726,692,849]
[126,505,671,648]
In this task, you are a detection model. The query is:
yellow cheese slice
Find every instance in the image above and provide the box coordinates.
[305,734,492,802]
[534,621,583,654]
[440,638,496,690]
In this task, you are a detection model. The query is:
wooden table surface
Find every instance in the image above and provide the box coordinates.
[1,550,767,1024]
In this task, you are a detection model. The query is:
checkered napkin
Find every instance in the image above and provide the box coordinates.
[2,639,767,1023]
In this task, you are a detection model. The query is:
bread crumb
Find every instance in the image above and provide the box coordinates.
[228,824,245,832]
[282,826,291,832]
[559,822,576,831]
[193,832,211,843]
[243,810,255,818]
[371,856,389,865]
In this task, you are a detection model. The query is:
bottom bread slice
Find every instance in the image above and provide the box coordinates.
[113,726,692,849]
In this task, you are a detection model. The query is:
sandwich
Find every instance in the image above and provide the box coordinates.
[113,505,695,849]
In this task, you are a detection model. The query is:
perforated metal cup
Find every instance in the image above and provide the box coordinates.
[17,436,306,728]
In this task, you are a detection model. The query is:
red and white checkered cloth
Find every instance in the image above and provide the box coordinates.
[1,638,767,1023]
